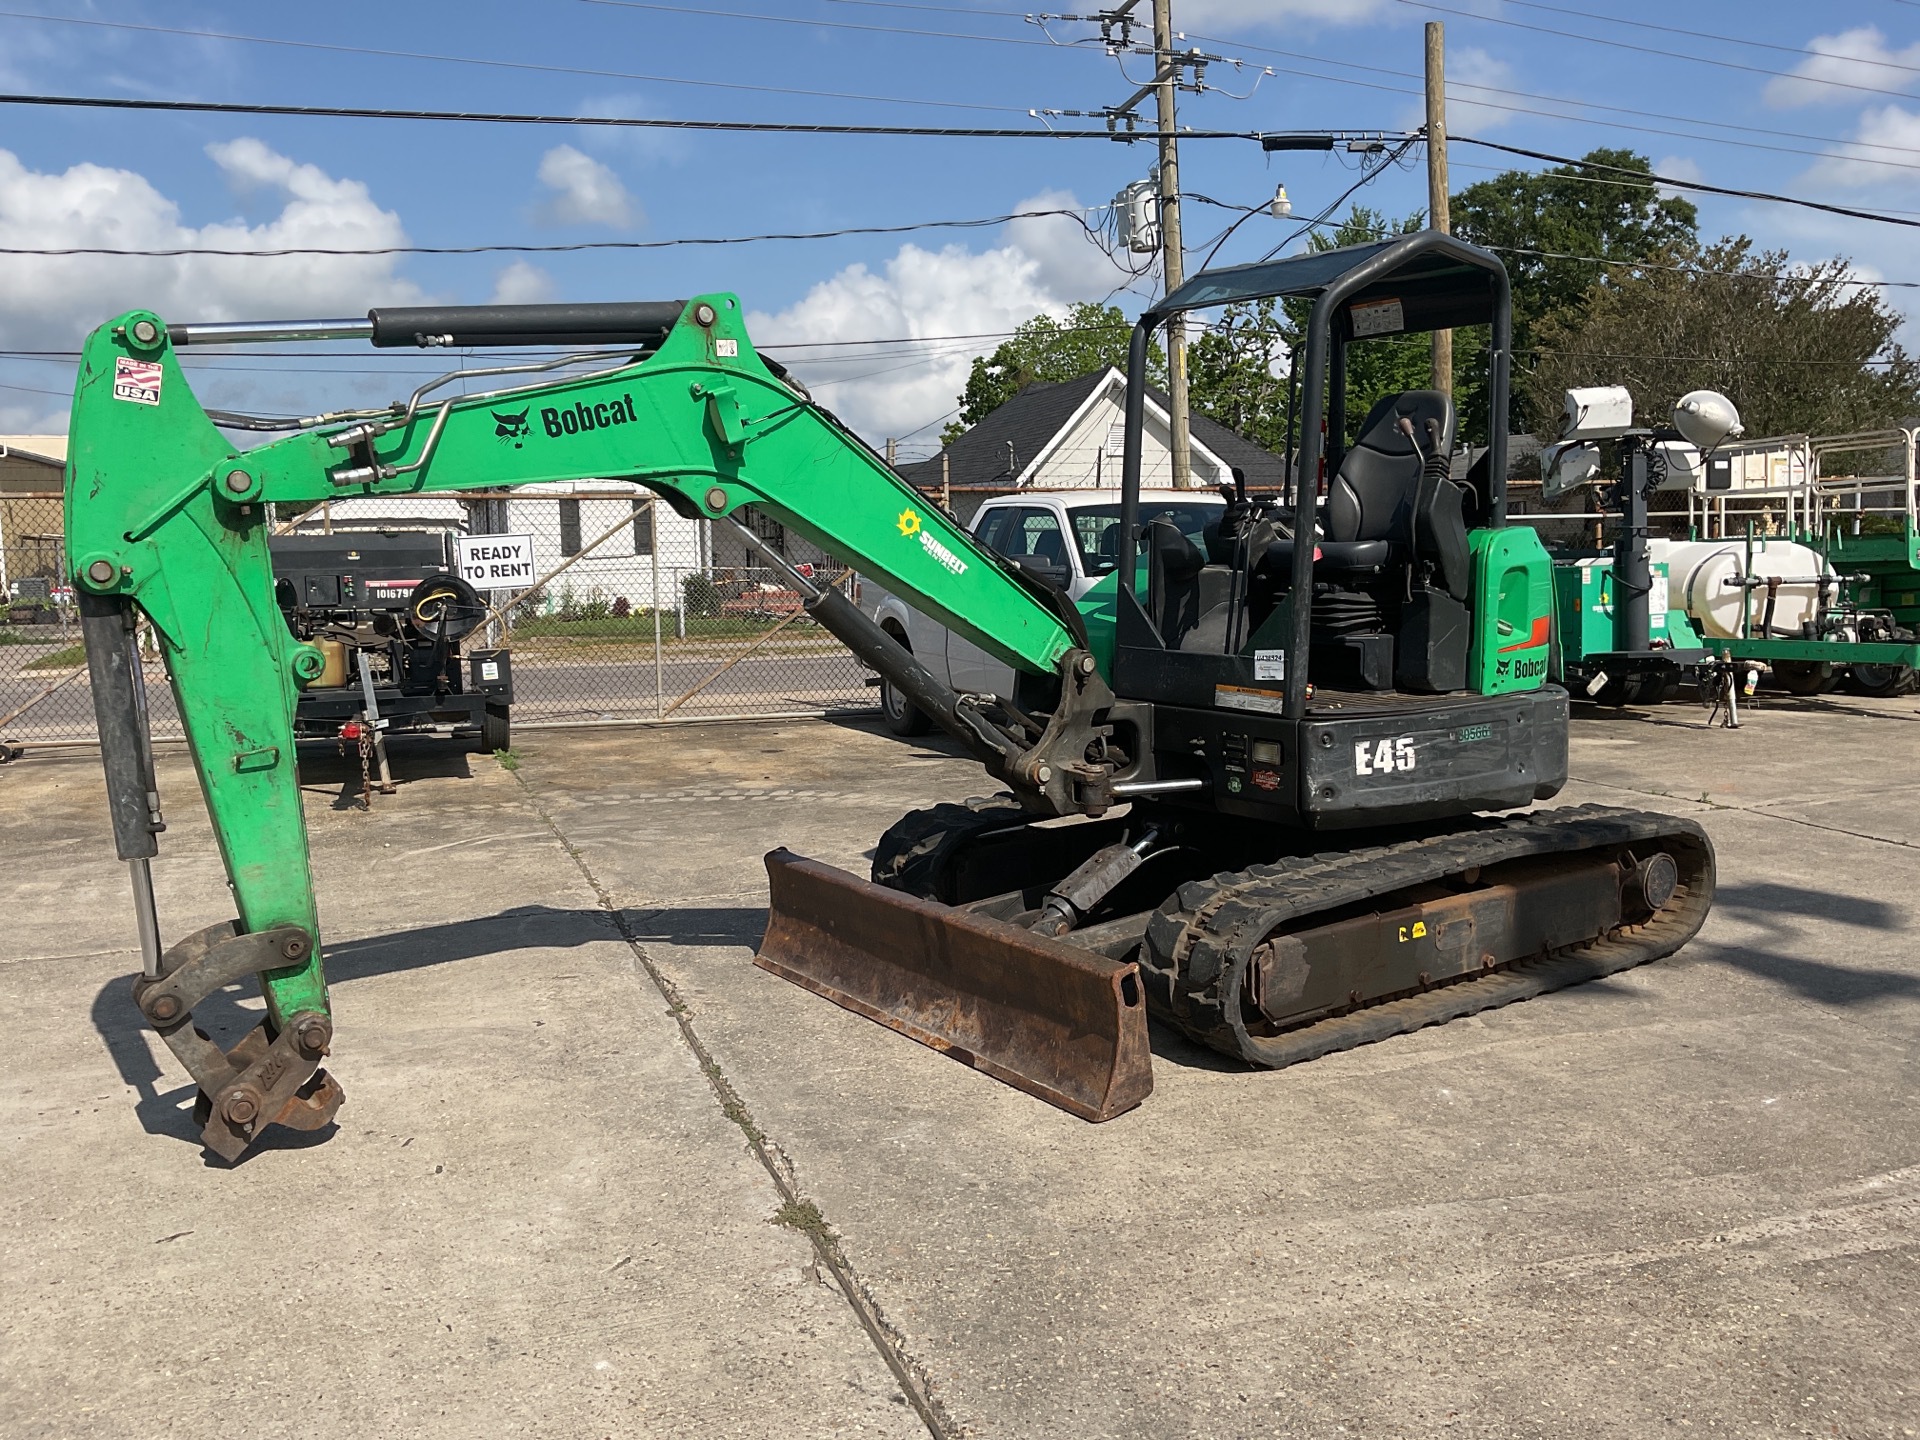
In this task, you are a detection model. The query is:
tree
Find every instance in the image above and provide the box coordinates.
[943,302,1153,445]
[1525,237,1920,439]
[1279,206,1435,447]
[1187,297,1290,451]
[1452,148,1698,427]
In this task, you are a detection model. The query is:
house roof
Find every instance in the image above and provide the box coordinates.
[897,368,1287,493]
[0,436,68,466]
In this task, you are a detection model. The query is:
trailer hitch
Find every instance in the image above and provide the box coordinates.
[132,920,344,1161]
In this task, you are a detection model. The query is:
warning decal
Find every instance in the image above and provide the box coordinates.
[112,356,163,406]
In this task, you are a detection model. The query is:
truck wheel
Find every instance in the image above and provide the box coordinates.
[878,630,932,737]
[480,704,511,754]
[1849,663,1915,697]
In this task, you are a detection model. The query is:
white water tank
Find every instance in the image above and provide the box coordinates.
[1657,538,1834,640]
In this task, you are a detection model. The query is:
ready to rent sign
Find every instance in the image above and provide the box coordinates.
[455,533,537,587]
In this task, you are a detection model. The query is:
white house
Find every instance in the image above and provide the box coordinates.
[895,368,1287,523]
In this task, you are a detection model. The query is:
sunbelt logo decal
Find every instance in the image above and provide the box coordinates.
[897,507,967,576]
[540,394,639,438]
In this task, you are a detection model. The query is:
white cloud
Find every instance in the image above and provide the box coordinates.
[1442,46,1517,133]
[0,140,425,352]
[534,145,638,229]
[489,260,556,304]
[1652,154,1704,201]
[1765,26,1920,108]
[1802,104,1920,190]
[746,192,1131,443]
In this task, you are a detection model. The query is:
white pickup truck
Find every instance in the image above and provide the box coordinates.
[859,488,1225,734]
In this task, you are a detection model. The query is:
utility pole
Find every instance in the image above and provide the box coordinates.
[1424,21,1452,398]
[1152,0,1193,489]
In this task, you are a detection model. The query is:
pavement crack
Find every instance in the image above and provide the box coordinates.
[508,769,957,1440]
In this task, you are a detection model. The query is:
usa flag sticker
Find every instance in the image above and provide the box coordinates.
[112,356,163,406]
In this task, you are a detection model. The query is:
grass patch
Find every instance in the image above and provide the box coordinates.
[493,748,520,771]
[24,642,85,670]
[0,629,49,646]
[772,1199,828,1237]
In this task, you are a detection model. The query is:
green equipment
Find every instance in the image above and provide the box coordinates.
[65,234,1712,1160]
[1544,416,1920,706]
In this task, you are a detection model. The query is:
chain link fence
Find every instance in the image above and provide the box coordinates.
[0,486,877,751]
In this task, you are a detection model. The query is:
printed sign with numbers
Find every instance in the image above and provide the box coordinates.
[1353,735,1417,776]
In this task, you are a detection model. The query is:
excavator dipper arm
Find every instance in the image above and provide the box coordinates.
[64,297,1128,1158]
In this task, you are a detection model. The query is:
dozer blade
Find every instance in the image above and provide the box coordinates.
[756,849,1153,1122]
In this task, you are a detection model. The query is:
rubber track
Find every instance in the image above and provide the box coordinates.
[1140,804,1715,1068]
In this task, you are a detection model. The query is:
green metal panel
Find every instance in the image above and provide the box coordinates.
[1468,526,1554,694]
[64,298,1083,1029]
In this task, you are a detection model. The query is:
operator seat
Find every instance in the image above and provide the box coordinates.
[1324,389,1471,599]
[1253,389,1472,601]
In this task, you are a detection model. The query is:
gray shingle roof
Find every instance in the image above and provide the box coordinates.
[896,367,1288,492]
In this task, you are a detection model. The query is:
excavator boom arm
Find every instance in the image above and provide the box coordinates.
[62,297,1111,1157]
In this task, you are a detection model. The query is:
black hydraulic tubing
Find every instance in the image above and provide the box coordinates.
[78,591,166,979]
[1118,317,1155,600]
[720,518,1021,773]
[802,584,1019,771]
[366,300,687,349]
[78,592,161,863]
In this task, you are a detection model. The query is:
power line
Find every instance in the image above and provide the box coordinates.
[0,206,1099,258]
[0,8,1026,116]
[0,91,1272,141]
[1184,28,1920,166]
[576,0,1064,49]
[1447,158,1920,221]
[1394,0,1918,103]
[1457,137,1920,231]
[1482,0,1920,77]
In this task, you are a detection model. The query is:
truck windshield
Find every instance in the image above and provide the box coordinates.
[1069,503,1221,576]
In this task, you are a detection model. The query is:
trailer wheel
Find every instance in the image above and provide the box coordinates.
[0,742,20,764]
[480,704,511,754]
[1770,660,1836,696]
[1848,663,1916,698]
[878,626,932,737]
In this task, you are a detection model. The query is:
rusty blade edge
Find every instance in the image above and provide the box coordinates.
[756,851,1152,1123]
[754,952,1142,1122]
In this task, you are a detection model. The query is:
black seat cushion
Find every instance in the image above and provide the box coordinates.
[1327,390,1456,545]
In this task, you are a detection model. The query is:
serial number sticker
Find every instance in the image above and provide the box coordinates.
[1253,648,1285,681]
[480,661,501,681]
[1349,297,1405,338]
[1354,735,1416,775]
[1455,723,1492,743]
[112,356,163,406]
[1215,684,1285,715]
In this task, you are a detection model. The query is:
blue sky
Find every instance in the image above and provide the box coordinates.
[4,0,1920,456]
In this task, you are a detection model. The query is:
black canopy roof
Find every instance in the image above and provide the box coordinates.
[1156,231,1507,339]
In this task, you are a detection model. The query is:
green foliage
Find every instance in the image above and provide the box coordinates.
[943,302,1161,445]
[1525,236,1920,439]
[1187,297,1291,452]
[683,572,722,617]
[493,748,520,771]
[1279,207,1436,447]
[1452,148,1698,427]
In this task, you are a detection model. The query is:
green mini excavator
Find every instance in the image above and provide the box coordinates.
[64,232,1713,1160]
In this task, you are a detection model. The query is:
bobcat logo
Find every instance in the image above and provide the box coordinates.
[492,408,531,448]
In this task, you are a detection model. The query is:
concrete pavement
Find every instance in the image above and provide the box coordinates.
[3,692,1917,1438]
